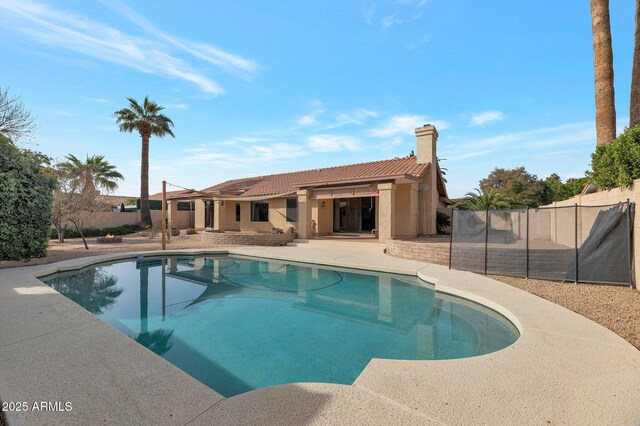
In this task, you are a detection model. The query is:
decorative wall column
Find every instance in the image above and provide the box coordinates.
[297,189,313,239]
[214,200,226,231]
[194,199,206,229]
[378,183,396,241]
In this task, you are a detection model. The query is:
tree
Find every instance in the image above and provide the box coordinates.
[590,126,640,188]
[0,135,55,260]
[479,167,550,207]
[52,155,123,247]
[58,154,123,195]
[544,173,589,202]
[455,188,514,211]
[47,268,123,314]
[631,0,640,127]
[0,87,36,143]
[114,97,175,228]
[590,0,617,145]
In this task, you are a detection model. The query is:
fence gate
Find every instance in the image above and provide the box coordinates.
[449,201,634,287]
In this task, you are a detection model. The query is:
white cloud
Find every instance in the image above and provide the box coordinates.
[297,100,325,127]
[102,0,259,80]
[167,103,189,110]
[307,135,363,152]
[331,108,379,128]
[381,13,402,30]
[469,111,505,127]
[181,143,306,167]
[0,0,259,94]
[446,150,491,161]
[298,115,318,126]
[369,114,450,138]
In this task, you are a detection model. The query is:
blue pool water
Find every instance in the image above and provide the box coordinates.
[41,254,518,397]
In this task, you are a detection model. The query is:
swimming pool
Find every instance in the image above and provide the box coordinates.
[41,254,518,397]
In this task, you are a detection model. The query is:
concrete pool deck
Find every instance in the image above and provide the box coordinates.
[0,245,639,425]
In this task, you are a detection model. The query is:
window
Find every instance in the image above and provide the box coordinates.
[235,203,241,222]
[251,201,269,222]
[286,198,298,222]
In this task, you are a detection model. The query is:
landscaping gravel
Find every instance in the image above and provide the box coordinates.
[491,275,640,350]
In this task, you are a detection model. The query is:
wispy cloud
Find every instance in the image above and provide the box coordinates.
[330,108,379,128]
[469,111,505,127]
[369,114,450,138]
[82,97,108,103]
[167,103,189,110]
[181,143,306,167]
[0,0,259,94]
[307,135,363,152]
[446,150,491,161]
[297,100,325,127]
[381,13,402,30]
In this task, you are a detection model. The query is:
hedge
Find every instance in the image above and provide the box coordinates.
[50,224,141,240]
[0,137,56,260]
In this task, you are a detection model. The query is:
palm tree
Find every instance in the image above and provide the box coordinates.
[631,0,640,127]
[58,154,123,195]
[48,268,123,315]
[455,188,513,211]
[590,0,616,145]
[114,97,175,228]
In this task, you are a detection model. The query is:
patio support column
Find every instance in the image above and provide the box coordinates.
[214,200,226,231]
[378,183,396,242]
[167,200,178,230]
[194,199,206,229]
[297,189,313,239]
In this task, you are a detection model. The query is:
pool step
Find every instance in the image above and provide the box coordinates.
[287,239,386,254]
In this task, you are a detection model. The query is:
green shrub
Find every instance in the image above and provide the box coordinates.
[0,137,56,260]
[590,126,640,189]
[186,228,198,235]
[49,224,140,240]
[436,211,451,235]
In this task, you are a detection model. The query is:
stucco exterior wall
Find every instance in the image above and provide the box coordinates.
[78,210,193,230]
[394,183,419,237]
[314,199,333,236]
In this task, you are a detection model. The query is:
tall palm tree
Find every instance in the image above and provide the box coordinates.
[631,0,640,127]
[590,0,616,145]
[114,97,175,228]
[455,188,514,211]
[58,154,123,195]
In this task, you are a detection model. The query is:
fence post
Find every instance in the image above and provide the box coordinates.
[626,199,633,288]
[484,209,489,275]
[449,209,454,270]
[574,203,578,284]
[526,207,529,279]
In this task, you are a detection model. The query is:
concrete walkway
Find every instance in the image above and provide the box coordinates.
[1,245,639,425]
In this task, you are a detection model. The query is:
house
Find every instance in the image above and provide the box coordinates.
[165,124,450,241]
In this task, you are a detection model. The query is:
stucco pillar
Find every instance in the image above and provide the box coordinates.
[167,200,179,230]
[214,200,226,231]
[408,183,419,236]
[297,190,313,239]
[194,199,206,229]
[378,183,396,241]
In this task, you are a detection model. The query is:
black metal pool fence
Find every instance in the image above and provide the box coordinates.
[449,201,635,287]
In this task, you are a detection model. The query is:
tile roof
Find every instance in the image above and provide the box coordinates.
[149,189,194,201]
[96,194,137,207]
[202,156,430,198]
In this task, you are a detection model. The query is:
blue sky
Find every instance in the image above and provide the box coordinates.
[0,0,636,197]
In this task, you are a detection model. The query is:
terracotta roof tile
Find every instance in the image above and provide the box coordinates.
[202,156,429,197]
[95,194,137,207]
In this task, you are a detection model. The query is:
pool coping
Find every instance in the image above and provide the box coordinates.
[0,246,638,425]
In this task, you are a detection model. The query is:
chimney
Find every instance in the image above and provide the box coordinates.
[414,124,438,165]
[415,124,439,235]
